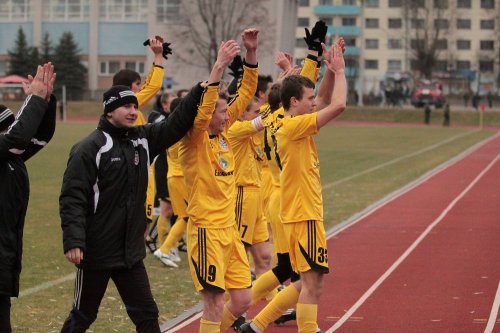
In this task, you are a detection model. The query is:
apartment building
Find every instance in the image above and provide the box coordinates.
[0,0,297,98]
[295,0,499,97]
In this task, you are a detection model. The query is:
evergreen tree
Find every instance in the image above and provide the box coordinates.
[40,32,53,63]
[52,31,87,100]
[7,27,35,76]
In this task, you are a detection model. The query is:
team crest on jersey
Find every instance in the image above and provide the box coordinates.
[218,137,228,150]
[218,156,228,170]
[134,151,139,165]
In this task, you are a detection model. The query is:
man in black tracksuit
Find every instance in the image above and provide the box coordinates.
[0,63,57,333]
[59,84,202,332]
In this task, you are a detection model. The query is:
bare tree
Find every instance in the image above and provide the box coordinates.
[171,0,274,73]
[402,0,449,79]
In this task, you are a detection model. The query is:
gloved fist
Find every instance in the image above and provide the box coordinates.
[228,55,244,78]
[143,36,173,60]
[304,20,328,54]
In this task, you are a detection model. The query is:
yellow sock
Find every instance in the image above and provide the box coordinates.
[297,303,317,333]
[253,283,299,331]
[199,318,220,333]
[219,303,237,332]
[157,215,170,246]
[160,218,186,253]
[251,271,280,305]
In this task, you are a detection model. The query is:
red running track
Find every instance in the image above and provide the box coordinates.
[165,133,500,333]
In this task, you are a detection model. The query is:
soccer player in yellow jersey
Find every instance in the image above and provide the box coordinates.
[178,29,259,333]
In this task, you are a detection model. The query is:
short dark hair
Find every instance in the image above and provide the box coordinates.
[280,75,315,110]
[177,89,189,98]
[255,75,273,97]
[113,69,141,88]
[268,83,282,111]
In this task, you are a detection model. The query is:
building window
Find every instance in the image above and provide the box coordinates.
[411,18,424,29]
[365,18,379,28]
[365,60,378,69]
[295,38,307,48]
[435,60,447,72]
[457,0,471,8]
[414,0,425,7]
[0,0,31,20]
[481,0,494,9]
[319,0,332,4]
[480,40,494,50]
[410,39,424,50]
[456,40,471,50]
[434,0,448,8]
[43,0,90,20]
[480,19,495,29]
[320,17,332,25]
[125,61,145,74]
[343,38,356,46]
[297,17,309,27]
[388,18,402,29]
[156,0,180,23]
[342,17,356,26]
[365,0,379,7]
[436,39,448,50]
[434,19,448,29]
[479,60,494,72]
[388,39,402,49]
[99,61,121,75]
[342,0,357,4]
[456,60,470,70]
[365,39,379,49]
[299,0,309,6]
[456,19,471,29]
[388,0,402,7]
[99,0,148,21]
[387,60,402,72]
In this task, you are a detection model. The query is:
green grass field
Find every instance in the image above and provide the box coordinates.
[10,120,496,332]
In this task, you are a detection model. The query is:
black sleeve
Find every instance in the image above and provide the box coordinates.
[146,83,204,157]
[227,74,242,96]
[0,95,48,161]
[59,138,98,254]
[154,151,169,200]
[21,94,57,161]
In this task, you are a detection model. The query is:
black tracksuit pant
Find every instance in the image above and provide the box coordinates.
[0,295,11,333]
[60,261,160,333]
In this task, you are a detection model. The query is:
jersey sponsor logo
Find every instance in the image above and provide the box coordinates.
[214,170,234,176]
[218,137,228,150]
[111,157,121,162]
[134,151,139,165]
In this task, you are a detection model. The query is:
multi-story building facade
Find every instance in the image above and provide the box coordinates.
[0,0,297,99]
[295,0,499,99]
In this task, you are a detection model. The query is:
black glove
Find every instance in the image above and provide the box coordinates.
[143,37,173,60]
[304,20,328,54]
[228,55,244,78]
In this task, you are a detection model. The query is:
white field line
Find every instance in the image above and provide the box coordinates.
[323,129,478,190]
[326,153,500,333]
[17,273,75,298]
[484,281,500,333]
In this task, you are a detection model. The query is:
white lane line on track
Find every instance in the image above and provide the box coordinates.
[484,281,500,333]
[163,132,500,332]
[17,273,75,298]
[323,129,478,189]
[326,153,500,333]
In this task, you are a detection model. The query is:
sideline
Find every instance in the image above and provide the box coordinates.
[484,281,500,333]
[326,153,500,332]
[163,132,499,331]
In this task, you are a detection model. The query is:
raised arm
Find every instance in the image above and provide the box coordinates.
[316,42,347,129]
[136,36,165,107]
[315,38,345,110]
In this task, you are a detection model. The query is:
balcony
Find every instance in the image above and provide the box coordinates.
[314,5,361,16]
[327,25,361,36]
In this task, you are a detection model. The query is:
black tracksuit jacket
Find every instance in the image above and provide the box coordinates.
[59,84,202,270]
[0,94,57,297]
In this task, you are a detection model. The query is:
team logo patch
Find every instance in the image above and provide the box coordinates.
[218,156,228,170]
[134,151,139,165]
[218,137,228,150]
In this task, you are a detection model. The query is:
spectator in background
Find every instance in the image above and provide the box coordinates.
[486,91,494,108]
[443,103,450,127]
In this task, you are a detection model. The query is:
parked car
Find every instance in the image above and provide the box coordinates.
[411,80,445,108]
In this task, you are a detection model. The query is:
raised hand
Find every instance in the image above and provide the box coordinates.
[324,42,345,74]
[275,51,292,72]
[23,62,55,100]
[216,40,240,68]
[241,28,259,51]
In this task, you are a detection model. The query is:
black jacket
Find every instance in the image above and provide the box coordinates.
[0,94,57,297]
[60,83,202,270]
[148,109,170,200]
